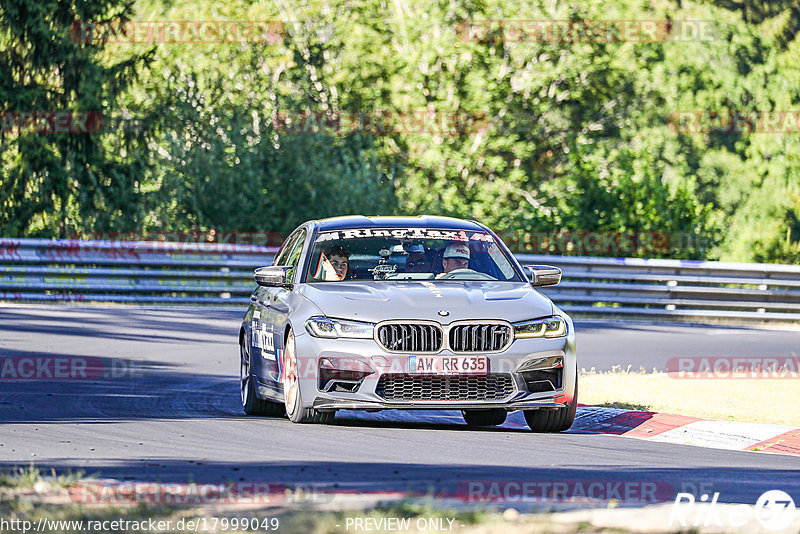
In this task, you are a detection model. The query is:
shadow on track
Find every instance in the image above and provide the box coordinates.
[0,350,239,423]
[2,459,798,507]
[0,307,242,343]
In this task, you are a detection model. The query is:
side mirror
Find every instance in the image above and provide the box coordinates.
[524,265,562,287]
[254,266,292,287]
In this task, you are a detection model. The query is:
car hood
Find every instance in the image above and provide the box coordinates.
[297,281,554,323]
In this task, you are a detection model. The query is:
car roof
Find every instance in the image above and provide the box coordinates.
[314,215,486,232]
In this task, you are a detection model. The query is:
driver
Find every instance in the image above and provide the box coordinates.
[405,244,431,273]
[440,243,470,274]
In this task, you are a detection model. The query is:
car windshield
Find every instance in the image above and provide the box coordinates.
[303,228,523,283]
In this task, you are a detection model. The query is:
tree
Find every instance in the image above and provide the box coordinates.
[0,0,153,237]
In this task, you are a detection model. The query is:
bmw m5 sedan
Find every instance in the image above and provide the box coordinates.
[239,215,577,432]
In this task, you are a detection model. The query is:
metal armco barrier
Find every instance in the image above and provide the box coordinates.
[1,239,799,324]
[0,238,277,304]
[520,254,800,324]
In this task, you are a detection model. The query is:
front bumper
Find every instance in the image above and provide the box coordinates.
[291,322,578,412]
[311,394,568,411]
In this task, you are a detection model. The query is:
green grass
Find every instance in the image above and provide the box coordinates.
[0,465,84,489]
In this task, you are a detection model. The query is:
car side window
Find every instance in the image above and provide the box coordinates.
[273,230,302,267]
[284,229,307,283]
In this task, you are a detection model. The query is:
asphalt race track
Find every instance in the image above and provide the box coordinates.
[1,305,799,509]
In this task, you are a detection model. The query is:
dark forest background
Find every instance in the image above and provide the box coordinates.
[2,0,799,262]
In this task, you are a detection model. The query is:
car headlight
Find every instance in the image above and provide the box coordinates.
[305,316,375,339]
[513,316,567,338]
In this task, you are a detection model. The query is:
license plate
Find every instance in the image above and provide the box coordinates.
[408,355,489,375]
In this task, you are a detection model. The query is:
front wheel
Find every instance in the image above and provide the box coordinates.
[240,337,285,417]
[283,329,334,424]
[462,409,507,427]
[523,377,577,432]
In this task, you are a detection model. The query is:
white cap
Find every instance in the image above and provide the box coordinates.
[443,243,470,259]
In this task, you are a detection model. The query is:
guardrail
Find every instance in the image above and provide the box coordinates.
[2,238,799,324]
[0,238,276,304]
[521,254,800,324]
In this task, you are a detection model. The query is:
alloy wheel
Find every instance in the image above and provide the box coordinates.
[283,331,299,415]
[240,340,250,406]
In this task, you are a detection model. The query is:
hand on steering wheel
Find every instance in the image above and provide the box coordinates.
[437,268,478,279]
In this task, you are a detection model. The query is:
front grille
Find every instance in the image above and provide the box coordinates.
[449,324,511,352]
[377,323,443,352]
[376,373,515,401]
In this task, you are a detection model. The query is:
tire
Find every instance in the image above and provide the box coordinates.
[240,335,285,417]
[283,329,334,424]
[462,409,507,427]
[523,377,578,433]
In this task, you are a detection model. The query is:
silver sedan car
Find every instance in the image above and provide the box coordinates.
[239,215,577,431]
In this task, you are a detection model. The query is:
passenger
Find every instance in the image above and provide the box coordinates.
[439,243,470,275]
[405,244,431,273]
[322,245,351,281]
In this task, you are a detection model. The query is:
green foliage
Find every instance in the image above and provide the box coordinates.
[2,0,799,263]
[0,465,84,489]
[0,0,156,237]
[136,26,398,233]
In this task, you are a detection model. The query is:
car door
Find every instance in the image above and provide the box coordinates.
[250,229,305,385]
[252,228,307,385]
[267,227,307,334]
